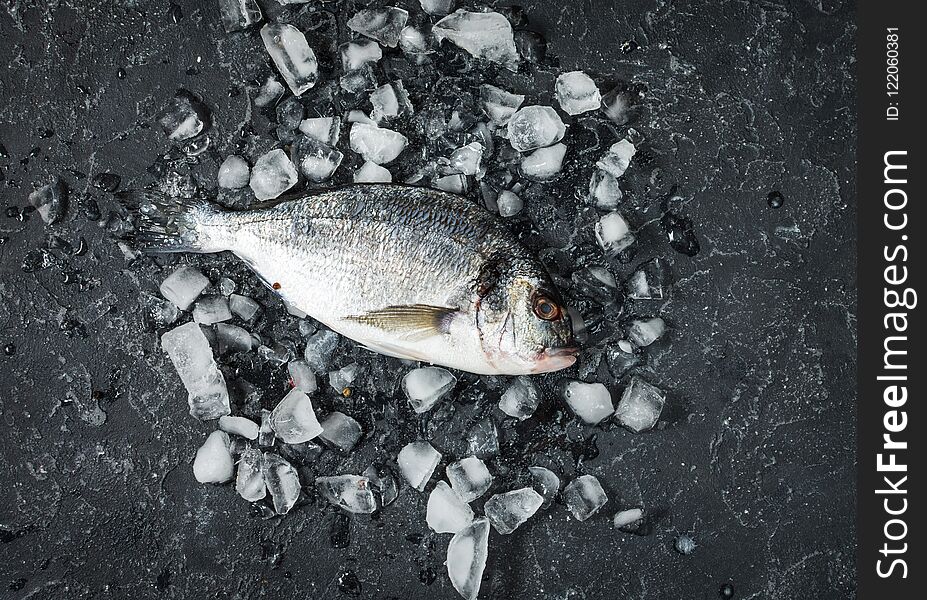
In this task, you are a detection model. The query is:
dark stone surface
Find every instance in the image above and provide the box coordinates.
[0,1,856,599]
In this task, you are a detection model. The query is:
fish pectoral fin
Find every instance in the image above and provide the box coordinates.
[344,304,459,341]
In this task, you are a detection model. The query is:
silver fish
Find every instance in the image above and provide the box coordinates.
[123,184,577,375]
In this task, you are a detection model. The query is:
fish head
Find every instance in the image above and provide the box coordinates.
[475,265,577,374]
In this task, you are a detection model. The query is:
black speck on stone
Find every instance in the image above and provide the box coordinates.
[330,513,351,548]
[168,3,183,24]
[337,570,362,595]
[4,344,17,356]
[661,211,701,257]
[719,582,735,598]
[91,172,121,192]
[418,566,437,585]
[767,191,784,208]
[9,578,26,591]
[621,39,639,53]
[116,68,126,79]
[155,568,171,590]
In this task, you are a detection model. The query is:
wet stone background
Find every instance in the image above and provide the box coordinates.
[0,1,856,599]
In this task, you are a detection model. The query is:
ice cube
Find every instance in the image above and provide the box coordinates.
[420,0,455,16]
[370,81,413,123]
[433,173,467,194]
[236,448,267,502]
[402,367,456,413]
[399,26,430,56]
[626,260,665,300]
[160,265,209,311]
[347,110,376,125]
[276,97,304,132]
[479,84,524,126]
[229,294,261,322]
[485,487,543,534]
[562,380,613,424]
[572,266,617,304]
[627,317,666,347]
[613,507,644,529]
[340,64,378,94]
[449,142,483,176]
[158,90,208,141]
[596,139,636,178]
[466,418,499,458]
[601,86,638,125]
[254,75,284,108]
[354,161,392,183]
[143,294,180,326]
[427,480,474,534]
[364,465,399,507]
[192,296,232,325]
[291,135,343,182]
[433,10,518,70]
[498,376,539,420]
[340,39,383,71]
[595,211,635,256]
[257,342,290,365]
[328,363,359,393]
[192,431,234,483]
[298,117,340,146]
[218,0,262,33]
[258,409,276,447]
[319,411,362,453]
[249,148,298,201]
[217,277,236,296]
[397,441,441,491]
[563,474,607,521]
[261,23,319,96]
[606,343,640,379]
[262,452,301,515]
[316,475,378,514]
[507,106,565,152]
[555,71,602,115]
[350,123,408,164]
[28,178,67,224]
[446,517,490,600]
[528,466,560,507]
[161,322,230,420]
[614,376,665,432]
[521,143,567,180]
[446,456,492,502]
[494,190,523,217]
[287,360,317,393]
[219,415,259,440]
[675,535,697,555]
[588,170,623,210]
[303,329,339,371]
[270,388,323,443]
[347,6,409,47]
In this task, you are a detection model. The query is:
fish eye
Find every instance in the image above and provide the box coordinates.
[532,295,561,321]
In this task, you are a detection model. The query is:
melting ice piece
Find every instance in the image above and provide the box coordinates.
[250,148,298,201]
[161,322,230,420]
[28,178,67,224]
[498,376,539,420]
[340,39,383,70]
[292,135,343,182]
[158,90,208,141]
[563,474,608,521]
[316,475,377,514]
[402,367,456,413]
[262,452,300,514]
[628,317,666,347]
[397,441,441,491]
[528,466,560,507]
[626,260,665,300]
[485,487,543,534]
[427,480,474,534]
[236,448,267,502]
[340,64,378,94]
[354,161,392,183]
[319,411,362,453]
[601,86,638,125]
[258,409,276,447]
[595,211,635,256]
[192,296,232,325]
[254,75,284,108]
[144,294,180,326]
[480,84,524,127]
[229,294,261,322]
[287,360,317,393]
[193,430,234,483]
[613,507,644,529]
[218,0,262,33]
[399,26,430,57]
[347,6,409,47]
[217,277,236,296]
[433,10,518,69]
[218,155,250,189]
[434,174,467,194]
[160,266,209,311]
[298,117,340,146]
[614,376,665,432]
[219,415,259,440]
[562,380,613,424]
[521,143,566,180]
[446,517,490,600]
[261,24,318,96]
[364,465,399,507]
[420,0,455,16]
[596,139,636,178]
[555,71,602,116]
[507,106,565,152]
[449,143,483,176]
[370,81,413,122]
[257,342,290,365]
[276,97,304,132]
[329,363,360,393]
[303,329,339,371]
[350,123,408,164]
[496,190,523,217]
[588,170,622,210]
[270,389,323,443]
[446,456,492,502]
[466,418,499,458]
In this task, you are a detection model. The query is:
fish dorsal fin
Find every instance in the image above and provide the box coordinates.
[344,304,459,341]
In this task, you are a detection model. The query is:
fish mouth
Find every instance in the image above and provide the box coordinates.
[531,346,579,374]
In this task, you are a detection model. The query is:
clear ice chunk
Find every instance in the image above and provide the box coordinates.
[316,475,378,514]
[528,466,560,507]
[257,342,290,365]
[350,123,408,165]
[319,411,362,453]
[340,39,383,71]
[347,6,409,48]
[563,474,608,521]
[144,294,180,326]
[627,260,665,300]
[601,86,638,125]
[261,23,319,96]
[434,173,467,194]
[446,456,492,502]
[270,389,323,443]
[627,317,666,347]
[588,170,623,210]
[496,190,523,217]
[303,329,339,372]
[484,487,543,534]
[397,441,441,491]
[364,465,399,507]
[354,161,392,183]
[399,26,430,57]
[218,0,262,33]
[219,415,259,440]
[292,135,343,182]
[193,430,234,483]
[161,322,230,420]
[229,294,261,322]
[298,117,340,146]
[449,142,483,176]
[595,211,635,256]
[236,448,267,502]
[160,266,209,311]
[370,81,413,122]
[249,148,298,201]
[262,452,301,515]
[446,517,490,600]
[420,0,455,16]
[555,70,602,115]
[28,178,67,224]
[258,409,276,447]
[328,363,359,393]
[254,75,284,108]
[217,277,236,296]
[157,90,208,141]
[287,360,317,393]
[498,376,539,420]
[614,376,666,432]
[433,10,518,70]
[466,418,499,458]
[521,143,567,180]
[562,380,613,424]
[480,84,524,127]
[402,367,456,413]
[613,507,644,529]
[192,296,232,325]
[507,106,565,152]
[340,64,378,94]
[427,480,474,534]
[596,139,636,178]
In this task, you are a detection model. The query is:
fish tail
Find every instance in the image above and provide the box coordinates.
[116,190,229,254]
